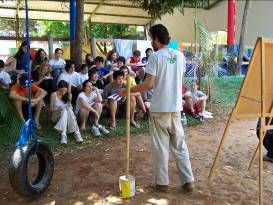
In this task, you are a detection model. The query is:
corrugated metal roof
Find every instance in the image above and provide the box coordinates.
[0,0,153,25]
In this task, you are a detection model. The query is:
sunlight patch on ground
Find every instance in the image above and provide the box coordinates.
[74,202,84,205]
[86,193,123,204]
[147,198,169,205]
[105,195,123,203]
[87,193,100,201]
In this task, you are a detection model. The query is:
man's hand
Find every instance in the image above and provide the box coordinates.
[119,88,127,97]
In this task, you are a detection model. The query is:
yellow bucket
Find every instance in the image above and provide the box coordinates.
[119,175,135,198]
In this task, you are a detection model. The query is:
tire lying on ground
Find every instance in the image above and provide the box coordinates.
[9,141,54,197]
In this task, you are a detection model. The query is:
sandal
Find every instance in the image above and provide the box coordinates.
[108,123,116,131]
[131,122,140,129]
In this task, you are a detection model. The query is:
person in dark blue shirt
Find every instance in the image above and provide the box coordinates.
[93,56,110,84]
[256,117,273,162]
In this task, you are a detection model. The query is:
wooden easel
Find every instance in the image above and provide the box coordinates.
[208,37,273,205]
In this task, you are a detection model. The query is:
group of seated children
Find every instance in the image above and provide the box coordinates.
[2,42,154,145]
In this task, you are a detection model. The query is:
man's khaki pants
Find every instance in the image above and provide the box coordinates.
[149,112,194,185]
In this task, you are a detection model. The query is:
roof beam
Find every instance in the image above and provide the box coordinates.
[43,0,142,9]
[0,16,147,26]
[0,6,152,19]
[89,0,105,19]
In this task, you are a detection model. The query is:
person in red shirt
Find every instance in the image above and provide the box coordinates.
[10,73,47,129]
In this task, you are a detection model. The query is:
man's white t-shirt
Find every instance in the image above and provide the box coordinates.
[75,91,97,115]
[58,71,80,87]
[145,47,185,112]
[0,70,11,85]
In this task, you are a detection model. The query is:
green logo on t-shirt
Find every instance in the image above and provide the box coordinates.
[167,57,177,64]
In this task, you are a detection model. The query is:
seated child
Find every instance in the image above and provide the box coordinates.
[183,79,208,119]
[0,59,11,89]
[50,80,83,144]
[9,73,47,129]
[102,70,126,130]
[75,80,109,137]
[120,66,146,128]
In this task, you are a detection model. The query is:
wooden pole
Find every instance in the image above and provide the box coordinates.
[259,38,266,205]
[248,115,273,170]
[48,34,53,60]
[126,77,131,176]
[248,143,259,170]
[208,110,234,178]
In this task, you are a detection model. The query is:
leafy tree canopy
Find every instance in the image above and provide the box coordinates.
[0,18,142,39]
[130,0,209,19]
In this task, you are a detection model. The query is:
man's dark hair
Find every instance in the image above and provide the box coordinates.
[116,56,126,65]
[94,56,104,63]
[113,70,124,80]
[0,59,4,68]
[65,60,75,72]
[149,24,170,45]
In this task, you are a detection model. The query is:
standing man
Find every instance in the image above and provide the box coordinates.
[119,24,194,193]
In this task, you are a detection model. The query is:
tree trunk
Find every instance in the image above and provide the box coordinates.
[236,0,251,75]
[72,0,84,70]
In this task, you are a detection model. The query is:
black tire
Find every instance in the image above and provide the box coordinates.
[9,141,54,198]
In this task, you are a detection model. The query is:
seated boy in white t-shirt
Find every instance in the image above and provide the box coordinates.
[0,59,11,89]
[183,79,208,119]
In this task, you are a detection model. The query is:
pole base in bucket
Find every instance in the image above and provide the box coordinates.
[119,175,135,199]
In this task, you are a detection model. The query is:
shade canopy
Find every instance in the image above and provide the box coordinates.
[0,0,221,26]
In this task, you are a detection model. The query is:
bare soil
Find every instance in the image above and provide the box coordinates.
[0,118,272,205]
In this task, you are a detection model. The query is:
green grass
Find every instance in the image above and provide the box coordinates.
[210,76,244,113]
[0,76,244,153]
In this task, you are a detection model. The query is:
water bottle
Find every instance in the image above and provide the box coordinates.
[181,112,187,126]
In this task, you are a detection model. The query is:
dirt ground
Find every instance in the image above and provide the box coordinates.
[0,117,273,205]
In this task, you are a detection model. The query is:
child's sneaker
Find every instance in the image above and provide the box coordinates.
[74,131,83,143]
[97,124,110,135]
[92,125,101,137]
[60,132,67,144]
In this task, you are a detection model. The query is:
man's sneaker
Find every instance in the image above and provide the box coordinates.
[74,131,83,143]
[97,124,110,135]
[181,182,194,194]
[60,132,67,144]
[92,125,101,137]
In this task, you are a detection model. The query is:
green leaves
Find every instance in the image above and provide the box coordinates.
[130,0,209,19]
[91,23,140,39]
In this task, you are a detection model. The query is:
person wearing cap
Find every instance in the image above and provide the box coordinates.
[9,73,47,130]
